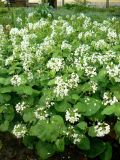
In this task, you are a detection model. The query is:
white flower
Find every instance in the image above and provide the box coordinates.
[34,107,48,120]
[106,64,120,82]
[85,66,97,78]
[65,108,81,124]
[78,32,83,40]
[47,57,64,72]
[45,98,55,108]
[74,44,90,56]
[10,28,19,36]
[107,29,117,42]
[54,76,69,98]
[94,39,108,50]
[64,126,83,144]
[68,73,79,89]
[12,124,27,138]
[16,17,22,23]
[103,92,118,106]
[61,40,72,51]
[94,122,110,137]
[11,75,22,86]
[1,0,7,4]
[15,102,28,114]
[89,81,98,93]
[5,56,14,66]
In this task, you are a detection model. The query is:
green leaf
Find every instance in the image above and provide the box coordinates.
[0,77,10,85]
[71,94,80,101]
[30,116,65,142]
[83,97,102,116]
[23,108,35,122]
[36,141,55,160]
[114,121,120,137]
[84,138,106,158]
[100,142,112,160]
[0,120,9,132]
[102,103,120,117]
[96,68,107,82]
[55,101,71,112]
[48,79,55,86]
[23,136,35,149]
[78,136,90,150]
[0,86,13,93]
[55,138,64,152]
[111,86,120,101]
[13,86,40,95]
[77,121,87,131]
[74,102,87,113]
[102,105,116,115]
[88,126,96,137]
[4,106,14,121]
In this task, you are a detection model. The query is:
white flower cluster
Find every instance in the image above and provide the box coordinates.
[54,73,79,98]
[65,108,81,124]
[11,75,22,86]
[93,39,108,50]
[47,57,64,72]
[64,126,83,144]
[89,81,98,93]
[10,28,20,36]
[78,30,94,40]
[5,56,14,66]
[103,92,118,106]
[94,122,110,137]
[74,44,90,56]
[106,64,120,82]
[107,29,117,43]
[34,107,48,120]
[15,102,28,114]
[1,0,7,4]
[54,76,69,98]
[68,73,79,89]
[85,66,97,78]
[16,17,22,24]
[28,18,48,30]
[62,22,74,35]
[61,40,72,51]
[45,98,55,108]
[12,124,27,138]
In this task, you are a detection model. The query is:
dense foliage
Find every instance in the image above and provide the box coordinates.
[0,10,120,160]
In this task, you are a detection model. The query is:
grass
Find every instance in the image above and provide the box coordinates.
[0,4,120,26]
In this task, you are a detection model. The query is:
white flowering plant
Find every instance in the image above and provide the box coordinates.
[0,12,120,160]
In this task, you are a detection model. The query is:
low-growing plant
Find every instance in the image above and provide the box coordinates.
[35,3,53,18]
[0,10,120,160]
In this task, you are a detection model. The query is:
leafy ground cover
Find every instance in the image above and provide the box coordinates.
[0,3,120,160]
